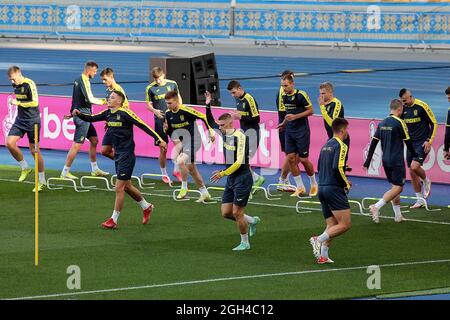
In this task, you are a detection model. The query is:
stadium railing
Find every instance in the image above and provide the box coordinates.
[0,3,448,48]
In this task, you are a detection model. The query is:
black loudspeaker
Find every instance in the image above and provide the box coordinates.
[191,53,218,79]
[149,57,194,103]
[150,52,220,106]
[194,77,220,105]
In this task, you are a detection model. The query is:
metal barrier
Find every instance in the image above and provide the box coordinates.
[140,173,174,188]
[80,176,115,191]
[362,196,441,212]
[172,189,218,204]
[47,177,90,193]
[0,3,449,47]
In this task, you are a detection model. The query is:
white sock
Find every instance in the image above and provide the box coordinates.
[18,160,29,170]
[279,176,288,184]
[320,244,329,259]
[415,192,424,202]
[91,161,99,172]
[317,232,330,243]
[392,203,402,219]
[160,167,168,176]
[293,174,305,188]
[244,214,255,224]
[251,170,260,182]
[374,199,386,210]
[38,172,46,184]
[174,163,180,172]
[138,198,150,210]
[308,173,317,186]
[199,186,208,195]
[182,181,188,189]
[240,233,249,244]
[61,166,70,177]
[111,210,120,223]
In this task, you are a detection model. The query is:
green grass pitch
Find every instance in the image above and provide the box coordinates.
[0,165,449,300]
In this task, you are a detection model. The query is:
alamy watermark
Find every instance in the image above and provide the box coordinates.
[66,5,81,30]
[67,265,81,290]
[366,265,381,290]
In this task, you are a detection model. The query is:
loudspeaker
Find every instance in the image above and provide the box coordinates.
[150,57,194,103]
[194,77,220,105]
[150,53,221,106]
[191,53,218,79]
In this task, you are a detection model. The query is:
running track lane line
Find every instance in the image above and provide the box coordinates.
[5,258,450,300]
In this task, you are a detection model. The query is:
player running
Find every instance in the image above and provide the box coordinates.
[226,80,265,193]
[146,67,182,184]
[164,90,215,202]
[363,99,418,223]
[310,118,351,264]
[73,90,166,229]
[5,66,46,192]
[100,67,130,160]
[209,112,261,251]
[277,74,318,197]
[318,81,351,171]
[399,89,437,208]
[60,61,109,179]
[444,86,450,160]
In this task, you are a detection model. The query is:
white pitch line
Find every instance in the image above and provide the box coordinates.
[5,258,450,300]
[0,178,449,226]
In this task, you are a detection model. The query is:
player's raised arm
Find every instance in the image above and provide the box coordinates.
[74,109,109,122]
[122,108,164,146]
[205,91,219,130]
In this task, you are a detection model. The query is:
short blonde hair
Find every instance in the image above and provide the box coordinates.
[319,82,334,92]
[152,67,164,79]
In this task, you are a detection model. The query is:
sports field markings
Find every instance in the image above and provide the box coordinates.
[5,258,450,300]
[1,178,449,226]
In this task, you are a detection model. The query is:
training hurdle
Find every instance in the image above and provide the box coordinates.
[47,177,90,193]
[110,175,151,189]
[296,199,365,215]
[206,186,226,201]
[361,197,410,213]
[140,173,174,188]
[80,176,115,191]
[251,186,281,201]
[172,189,218,204]
[267,183,297,197]
[362,196,441,212]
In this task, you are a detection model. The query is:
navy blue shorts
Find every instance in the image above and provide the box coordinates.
[102,127,113,146]
[73,116,97,144]
[8,119,40,143]
[154,116,169,146]
[318,185,350,219]
[114,152,136,181]
[279,128,286,153]
[383,164,406,186]
[406,142,428,167]
[285,128,310,158]
[222,170,253,207]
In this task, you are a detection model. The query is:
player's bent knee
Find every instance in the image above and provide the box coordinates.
[287,154,297,163]
[410,162,421,171]
[5,139,16,150]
